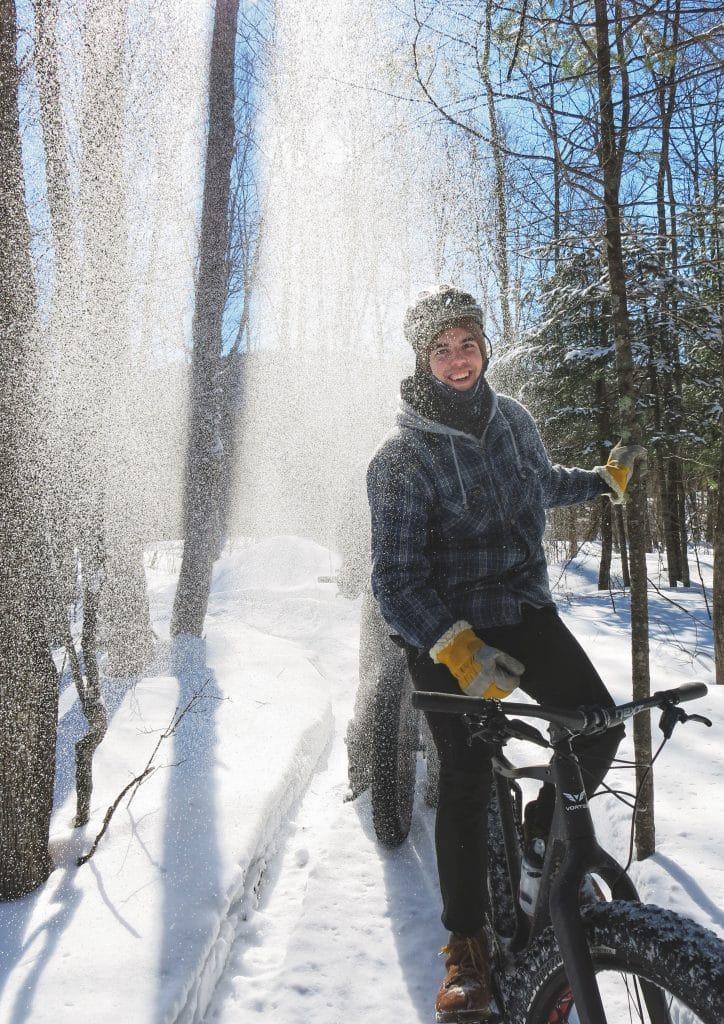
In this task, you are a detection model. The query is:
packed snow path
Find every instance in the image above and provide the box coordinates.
[200,658,447,1023]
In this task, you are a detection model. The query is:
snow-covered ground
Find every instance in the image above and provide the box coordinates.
[1,537,722,1024]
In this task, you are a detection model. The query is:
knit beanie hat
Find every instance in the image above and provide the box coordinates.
[403,285,485,356]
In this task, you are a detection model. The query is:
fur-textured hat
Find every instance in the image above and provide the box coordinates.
[403,285,485,355]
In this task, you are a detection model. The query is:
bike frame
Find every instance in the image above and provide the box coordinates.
[490,727,674,1024]
[413,683,709,1024]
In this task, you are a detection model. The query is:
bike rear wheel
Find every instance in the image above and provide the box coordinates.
[420,713,439,808]
[370,656,417,845]
[507,901,724,1024]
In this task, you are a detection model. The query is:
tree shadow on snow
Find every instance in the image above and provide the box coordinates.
[654,853,724,935]
[353,774,446,1022]
[0,834,89,1023]
[0,669,138,1022]
[154,635,222,1022]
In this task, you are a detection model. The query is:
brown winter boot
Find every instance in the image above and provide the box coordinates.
[435,929,495,1021]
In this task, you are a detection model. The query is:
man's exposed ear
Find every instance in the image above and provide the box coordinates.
[476,332,490,376]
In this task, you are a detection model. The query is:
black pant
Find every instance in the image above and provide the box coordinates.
[406,604,625,936]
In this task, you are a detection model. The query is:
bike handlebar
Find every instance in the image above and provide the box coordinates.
[660,681,708,704]
[410,681,709,737]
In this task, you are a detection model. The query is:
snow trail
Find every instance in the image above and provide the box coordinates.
[201,659,446,1024]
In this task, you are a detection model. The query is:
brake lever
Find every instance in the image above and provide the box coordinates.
[507,717,550,748]
[463,712,509,747]
[463,713,549,749]
[658,702,713,740]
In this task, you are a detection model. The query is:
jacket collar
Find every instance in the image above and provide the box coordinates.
[397,387,499,444]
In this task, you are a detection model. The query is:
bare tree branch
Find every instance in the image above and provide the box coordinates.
[77,680,219,866]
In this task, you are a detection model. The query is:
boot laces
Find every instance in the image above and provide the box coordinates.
[441,933,488,980]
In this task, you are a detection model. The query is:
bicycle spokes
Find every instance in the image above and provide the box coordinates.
[547,969,700,1023]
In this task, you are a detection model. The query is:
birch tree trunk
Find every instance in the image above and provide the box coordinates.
[481,0,513,344]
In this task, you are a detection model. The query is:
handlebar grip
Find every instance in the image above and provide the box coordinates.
[411,691,493,715]
[656,681,708,705]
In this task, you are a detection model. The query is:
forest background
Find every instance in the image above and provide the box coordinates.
[1,0,723,899]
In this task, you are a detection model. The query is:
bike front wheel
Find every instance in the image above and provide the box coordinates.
[507,901,724,1024]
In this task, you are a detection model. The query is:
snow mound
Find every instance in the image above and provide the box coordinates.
[207,536,351,642]
[212,535,339,593]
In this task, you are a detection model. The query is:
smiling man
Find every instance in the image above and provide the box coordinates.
[428,324,485,391]
[365,285,643,1021]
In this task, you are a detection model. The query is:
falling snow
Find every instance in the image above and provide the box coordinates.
[2,1,723,1021]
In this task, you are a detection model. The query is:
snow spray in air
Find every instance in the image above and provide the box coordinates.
[32,0,211,664]
[230,0,441,559]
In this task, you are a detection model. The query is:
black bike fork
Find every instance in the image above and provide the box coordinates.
[542,739,674,1024]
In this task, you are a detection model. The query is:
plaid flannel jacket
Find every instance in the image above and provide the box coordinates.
[367,389,609,651]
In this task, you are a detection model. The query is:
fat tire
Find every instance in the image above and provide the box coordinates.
[506,900,724,1024]
[486,791,518,940]
[370,655,417,845]
[421,715,440,808]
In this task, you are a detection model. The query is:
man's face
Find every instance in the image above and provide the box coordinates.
[428,326,484,392]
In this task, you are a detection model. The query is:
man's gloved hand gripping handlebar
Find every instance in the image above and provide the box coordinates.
[430,620,524,699]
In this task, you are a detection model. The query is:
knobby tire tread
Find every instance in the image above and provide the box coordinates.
[505,900,724,1024]
[370,660,416,846]
[486,792,518,940]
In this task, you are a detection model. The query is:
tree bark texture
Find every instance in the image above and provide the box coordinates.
[0,0,59,898]
[482,0,513,344]
[614,505,630,587]
[714,310,724,684]
[66,569,108,827]
[596,373,613,590]
[171,0,241,637]
[653,0,689,588]
[31,0,81,652]
[598,499,613,591]
[593,0,654,858]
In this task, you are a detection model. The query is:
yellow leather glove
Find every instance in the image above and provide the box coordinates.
[430,620,524,699]
[594,441,646,504]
